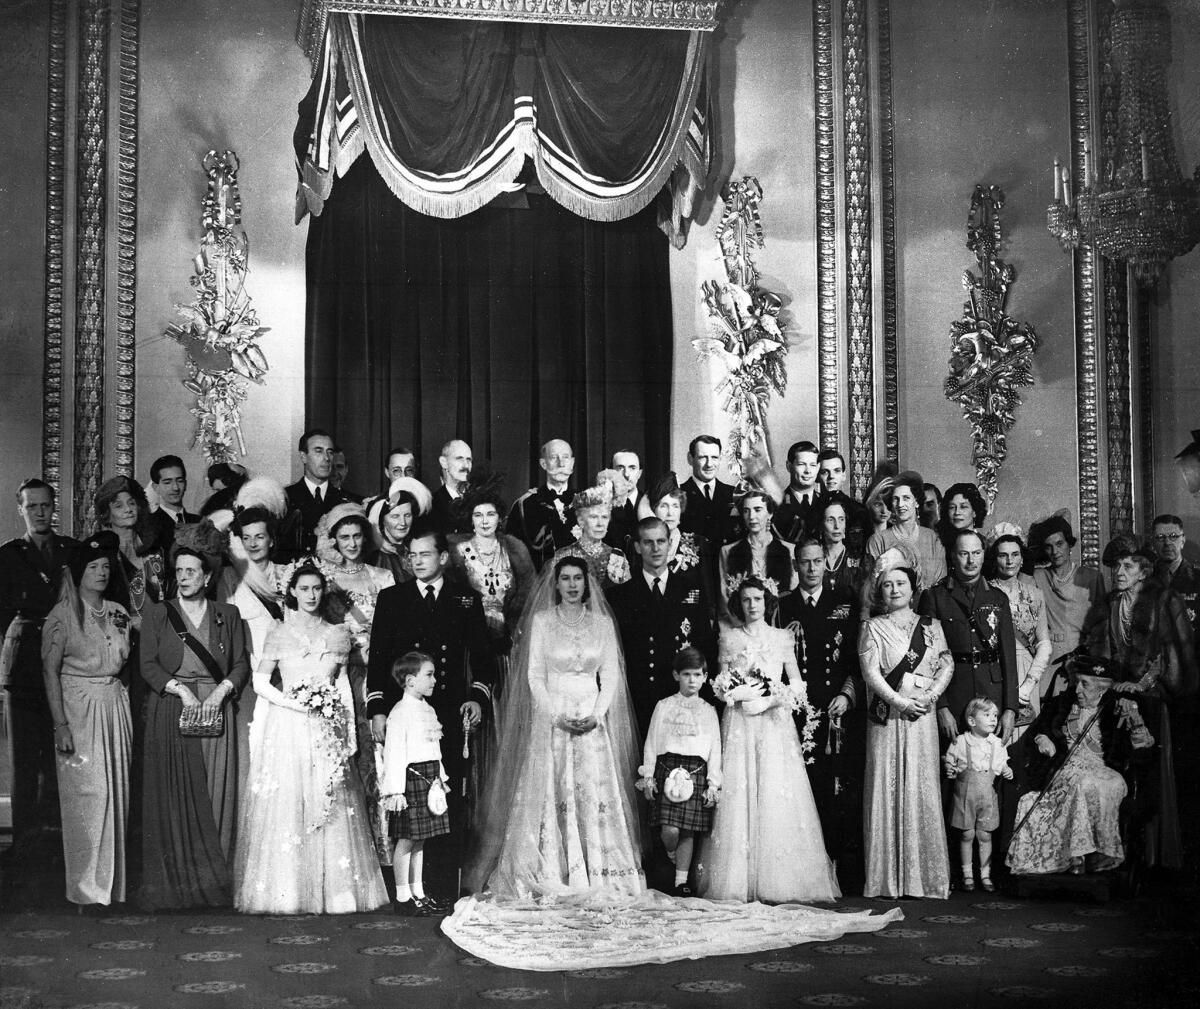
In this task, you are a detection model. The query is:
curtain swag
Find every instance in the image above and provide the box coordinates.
[294,13,712,246]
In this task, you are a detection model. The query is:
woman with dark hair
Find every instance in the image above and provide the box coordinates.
[94,475,166,627]
[41,532,132,906]
[449,474,535,675]
[819,498,865,597]
[366,477,433,583]
[138,542,250,909]
[233,563,387,913]
[646,471,714,598]
[697,575,837,901]
[859,550,954,898]
[936,482,988,558]
[718,489,795,623]
[865,470,947,593]
[1029,514,1106,688]
[315,502,395,865]
[986,530,1052,728]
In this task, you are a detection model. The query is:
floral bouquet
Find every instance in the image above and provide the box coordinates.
[291,679,353,832]
[714,658,822,764]
[290,679,344,719]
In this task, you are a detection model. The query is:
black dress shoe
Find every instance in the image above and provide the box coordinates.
[672,883,695,899]
[394,899,429,917]
[412,896,441,916]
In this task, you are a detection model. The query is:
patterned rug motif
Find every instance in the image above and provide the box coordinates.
[1,890,1198,1008]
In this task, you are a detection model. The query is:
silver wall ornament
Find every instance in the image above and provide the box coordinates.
[164,151,270,464]
[944,185,1040,507]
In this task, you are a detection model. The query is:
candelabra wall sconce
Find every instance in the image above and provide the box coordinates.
[944,185,1040,507]
[163,151,270,464]
[1046,0,1199,286]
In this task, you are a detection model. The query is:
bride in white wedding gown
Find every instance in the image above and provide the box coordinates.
[441,557,901,969]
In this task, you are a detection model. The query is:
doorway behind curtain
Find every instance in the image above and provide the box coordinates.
[305,157,675,504]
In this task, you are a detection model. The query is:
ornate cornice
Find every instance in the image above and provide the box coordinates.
[1068,0,1101,566]
[74,0,110,533]
[43,0,67,511]
[813,0,838,453]
[114,0,139,479]
[297,0,724,59]
[877,0,898,464]
[842,0,874,498]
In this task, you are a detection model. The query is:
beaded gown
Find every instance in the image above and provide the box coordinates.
[233,617,386,913]
[859,613,954,898]
[697,625,840,903]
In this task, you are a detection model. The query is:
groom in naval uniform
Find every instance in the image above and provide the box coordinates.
[610,518,715,735]
[777,537,863,877]
[367,524,492,895]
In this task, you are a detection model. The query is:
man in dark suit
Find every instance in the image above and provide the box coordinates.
[772,440,827,544]
[429,439,473,536]
[778,538,863,875]
[605,449,645,562]
[1153,513,1199,643]
[610,518,716,735]
[0,478,77,860]
[147,454,199,554]
[679,434,741,548]
[330,446,364,503]
[507,438,577,570]
[283,428,351,558]
[918,529,1019,742]
[366,525,492,895]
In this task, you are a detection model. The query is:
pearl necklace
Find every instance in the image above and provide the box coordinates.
[556,604,588,627]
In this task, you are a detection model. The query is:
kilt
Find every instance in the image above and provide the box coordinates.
[651,753,712,833]
[388,760,451,842]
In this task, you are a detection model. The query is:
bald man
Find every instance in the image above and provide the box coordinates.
[430,439,473,536]
[507,438,577,570]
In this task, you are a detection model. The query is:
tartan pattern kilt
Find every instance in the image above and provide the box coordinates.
[650,753,712,833]
[387,760,451,841]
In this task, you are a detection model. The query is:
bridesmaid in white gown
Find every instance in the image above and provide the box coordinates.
[233,564,387,914]
[859,553,954,899]
[697,576,840,904]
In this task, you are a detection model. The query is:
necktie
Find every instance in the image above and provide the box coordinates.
[652,577,663,600]
[424,584,437,611]
[176,512,184,525]
[315,485,323,505]
[807,595,817,609]
[704,483,712,502]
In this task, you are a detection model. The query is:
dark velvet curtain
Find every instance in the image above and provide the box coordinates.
[304,156,673,502]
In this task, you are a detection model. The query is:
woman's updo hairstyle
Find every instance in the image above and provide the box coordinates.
[727,574,778,624]
[285,562,327,609]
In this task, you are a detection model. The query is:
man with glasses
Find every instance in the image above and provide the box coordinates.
[1152,515,1198,644]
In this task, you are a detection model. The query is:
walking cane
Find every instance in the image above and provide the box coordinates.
[1009,704,1105,842]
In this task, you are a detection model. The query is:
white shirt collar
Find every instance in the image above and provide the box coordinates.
[800,584,823,605]
[304,476,329,497]
[159,504,183,520]
[417,575,444,597]
[643,569,669,592]
[790,486,817,504]
[694,477,716,493]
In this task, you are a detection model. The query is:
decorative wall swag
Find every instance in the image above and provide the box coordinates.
[164,151,270,464]
[944,185,1040,506]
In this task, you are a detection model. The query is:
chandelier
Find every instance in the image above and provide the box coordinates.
[1047,0,1200,286]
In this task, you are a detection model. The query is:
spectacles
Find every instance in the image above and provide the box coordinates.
[1153,533,1183,543]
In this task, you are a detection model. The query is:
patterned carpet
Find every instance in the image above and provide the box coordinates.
[2,878,1199,1009]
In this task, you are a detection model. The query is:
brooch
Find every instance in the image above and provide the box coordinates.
[680,617,692,639]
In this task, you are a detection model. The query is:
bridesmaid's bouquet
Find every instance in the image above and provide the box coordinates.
[290,680,345,720]
[714,660,822,764]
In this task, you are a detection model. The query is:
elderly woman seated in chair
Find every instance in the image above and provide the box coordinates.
[1007,655,1155,877]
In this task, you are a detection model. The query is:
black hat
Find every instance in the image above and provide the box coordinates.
[68,530,120,582]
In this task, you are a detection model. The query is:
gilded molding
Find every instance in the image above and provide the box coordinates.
[297,0,724,58]
[1068,0,1101,566]
[43,0,68,509]
[813,0,838,452]
[114,0,139,478]
[877,0,898,464]
[74,0,110,533]
[842,0,874,497]
[1098,0,1132,536]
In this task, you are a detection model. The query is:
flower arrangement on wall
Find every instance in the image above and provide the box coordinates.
[164,150,269,464]
[691,177,790,480]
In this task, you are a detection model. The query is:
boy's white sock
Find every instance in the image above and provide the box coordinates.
[674,869,689,886]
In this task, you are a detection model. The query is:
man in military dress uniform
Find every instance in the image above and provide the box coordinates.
[778,538,863,876]
[918,529,1019,741]
[0,479,77,860]
[366,524,492,896]
[507,439,578,570]
[610,518,716,736]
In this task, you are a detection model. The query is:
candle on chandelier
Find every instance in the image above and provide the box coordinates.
[1082,140,1091,188]
[1140,133,1150,182]
[1061,166,1071,205]
[1054,157,1061,202]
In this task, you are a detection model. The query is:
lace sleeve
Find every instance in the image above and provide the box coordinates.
[526,611,553,714]
[325,624,353,665]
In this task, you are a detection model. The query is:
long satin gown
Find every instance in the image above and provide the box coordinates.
[233,619,387,914]
[859,613,954,899]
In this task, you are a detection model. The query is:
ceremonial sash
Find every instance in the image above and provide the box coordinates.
[868,615,931,726]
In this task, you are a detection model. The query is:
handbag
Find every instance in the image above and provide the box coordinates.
[165,604,228,738]
[179,704,225,737]
[426,776,449,816]
[868,616,931,727]
[664,766,695,803]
